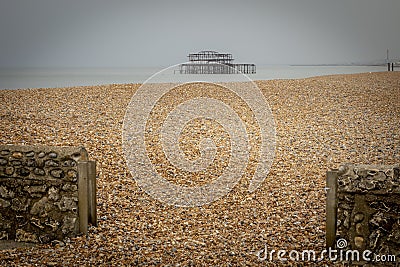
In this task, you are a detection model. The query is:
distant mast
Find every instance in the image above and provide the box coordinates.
[387,49,391,71]
[387,49,389,62]
[177,51,256,74]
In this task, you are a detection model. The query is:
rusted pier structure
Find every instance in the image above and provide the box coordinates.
[178,51,256,74]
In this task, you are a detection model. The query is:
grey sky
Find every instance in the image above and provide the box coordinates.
[0,0,399,67]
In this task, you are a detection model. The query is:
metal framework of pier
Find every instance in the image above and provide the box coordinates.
[178,51,256,74]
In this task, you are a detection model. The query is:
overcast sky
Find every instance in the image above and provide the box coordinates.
[0,0,399,68]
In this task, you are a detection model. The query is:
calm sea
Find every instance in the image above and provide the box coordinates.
[0,65,387,90]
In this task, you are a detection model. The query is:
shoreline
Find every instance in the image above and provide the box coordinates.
[0,66,390,90]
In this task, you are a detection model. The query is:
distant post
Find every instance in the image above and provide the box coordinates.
[326,170,338,248]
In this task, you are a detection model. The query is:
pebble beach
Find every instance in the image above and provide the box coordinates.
[0,72,399,266]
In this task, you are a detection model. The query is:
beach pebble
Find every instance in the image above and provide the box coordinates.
[0,72,399,265]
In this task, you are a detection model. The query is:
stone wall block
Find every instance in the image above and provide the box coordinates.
[0,158,7,166]
[0,144,95,243]
[62,159,77,167]
[11,152,23,159]
[0,150,10,156]
[50,169,64,179]
[31,217,45,229]
[15,229,38,243]
[11,160,22,166]
[16,167,30,177]
[0,198,11,208]
[33,167,45,176]
[30,197,51,216]
[11,197,29,211]
[62,216,78,235]
[66,169,78,182]
[0,231,8,240]
[0,185,14,198]
[25,151,35,158]
[62,183,78,192]
[4,166,14,176]
[56,196,78,212]
[328,163,400,264]
[48,152,58,158]
[24,184,47,194]
[48,187,60,201]
[26,158,36,167]
[45,159,59,168]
